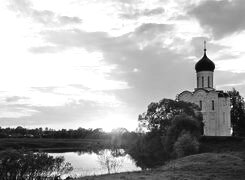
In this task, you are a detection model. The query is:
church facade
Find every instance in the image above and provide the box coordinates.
[178,44,231,136]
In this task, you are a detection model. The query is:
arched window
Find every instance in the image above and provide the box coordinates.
[212,100,215,110]
[202,77,204,87]
[199,100,202,110]
[197,77,199,87]
[208,76,210,87]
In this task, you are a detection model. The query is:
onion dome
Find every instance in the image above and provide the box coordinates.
[195,41,215,72]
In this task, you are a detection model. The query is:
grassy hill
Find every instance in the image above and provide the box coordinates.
[199,136,245,152]
[77,136,245,180]
[78,152,245,180]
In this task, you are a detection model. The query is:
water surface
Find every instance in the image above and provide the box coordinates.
[49,149,141,178]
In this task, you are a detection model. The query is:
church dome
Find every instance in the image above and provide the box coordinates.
[195,50,215,72]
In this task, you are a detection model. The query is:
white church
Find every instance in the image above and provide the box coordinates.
[178,42,231,136]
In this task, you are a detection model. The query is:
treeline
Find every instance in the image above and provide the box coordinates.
[0,127,110,139]
[0,126,139,148]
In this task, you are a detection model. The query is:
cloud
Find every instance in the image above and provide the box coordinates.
[29,46,64,54]
[58,16,81,24]
[5,96,29,103]
[30,23,173,53]
[189,0,245,39]
[215,70,245,93]
[190,36,229,56]
[0,101,110,128]
[23,22,195,122]
[120,7,165,19]
[0,83,126,129]
[8,0,82,26]
[0,103,39,119]
[135,23,172,34]
[34,23,192,106]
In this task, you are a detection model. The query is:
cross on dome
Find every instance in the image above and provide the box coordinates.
[195,41,215,72]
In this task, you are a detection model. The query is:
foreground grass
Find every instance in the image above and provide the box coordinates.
[0,138,111,152]
[77,152,245,180]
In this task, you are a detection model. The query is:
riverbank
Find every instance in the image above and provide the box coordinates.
[77,152,245,180]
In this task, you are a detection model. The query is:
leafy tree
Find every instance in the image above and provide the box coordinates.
[165,114,201,154]
[129,99,203,168]
[174,131,199,158]
[128,130,168,169]
[227,88,245,136]
[138,99,203,135]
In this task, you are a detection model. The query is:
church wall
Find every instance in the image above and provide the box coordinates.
[178,91,193,103]
[202,91,218,136]
[217,97,231,136]
[178,90,231,136]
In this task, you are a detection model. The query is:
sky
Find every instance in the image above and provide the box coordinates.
[1,0,245,131]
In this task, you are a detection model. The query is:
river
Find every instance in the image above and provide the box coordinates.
[49,149,141,178]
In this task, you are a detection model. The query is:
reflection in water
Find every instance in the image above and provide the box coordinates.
[49,149,141,178]
[98,149,124,174]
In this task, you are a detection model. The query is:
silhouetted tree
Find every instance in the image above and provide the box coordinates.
[0,150,73,179]
[165,114,201,154]
[174,131,199,158]
[138,98,203,135]
[129,99,203,168]
[227,88,245,136]
[128,130,168,169]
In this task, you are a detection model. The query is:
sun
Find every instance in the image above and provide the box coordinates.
[82,113,138,132]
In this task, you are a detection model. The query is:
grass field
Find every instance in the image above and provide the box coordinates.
[77,152,245,180]
[0,138,111,152]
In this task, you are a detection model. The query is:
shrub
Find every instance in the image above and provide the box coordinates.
[0,150,73,179]
[174,131,199,158]
[165,114,201,154]
[128,130,169,169]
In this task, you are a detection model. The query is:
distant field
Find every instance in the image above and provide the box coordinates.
[0,138,111,152]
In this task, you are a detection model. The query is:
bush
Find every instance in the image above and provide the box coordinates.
[128,130,169,169]
[165,114,201,154]
[174,131,199,158]
[0,150,73,179]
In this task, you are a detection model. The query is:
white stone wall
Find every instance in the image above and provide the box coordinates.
[178,89,231,136]
[217,97,231,136]
[196,71,214,89]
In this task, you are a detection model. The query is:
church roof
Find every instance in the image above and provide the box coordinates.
[179,89,230,99]
[195,42,215,72]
